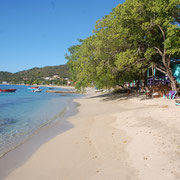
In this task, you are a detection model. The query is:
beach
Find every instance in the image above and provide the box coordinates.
[2,90,180,180]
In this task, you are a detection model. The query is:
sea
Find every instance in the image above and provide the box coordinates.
[0,84,80,157]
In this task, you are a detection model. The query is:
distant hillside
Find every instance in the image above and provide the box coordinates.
[0,71,13,81]
[0,64,70,83]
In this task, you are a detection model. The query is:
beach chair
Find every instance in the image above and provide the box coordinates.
[167,90,177,99]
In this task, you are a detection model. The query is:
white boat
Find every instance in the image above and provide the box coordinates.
[32,88,42,92]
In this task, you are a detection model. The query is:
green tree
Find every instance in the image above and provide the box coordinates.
[66,0,180,91]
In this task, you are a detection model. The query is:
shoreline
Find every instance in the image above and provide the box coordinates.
[1,91,180,180]
[0,84,79,159]
[0,98,79,179]
[39,84,75,89]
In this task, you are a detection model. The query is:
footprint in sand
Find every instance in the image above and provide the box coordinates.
[92,156,98,159]
[144,157,148,160]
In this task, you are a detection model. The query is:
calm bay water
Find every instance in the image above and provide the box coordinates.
[0,85,79,157]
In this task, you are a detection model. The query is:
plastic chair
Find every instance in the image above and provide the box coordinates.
[167,90,177,99]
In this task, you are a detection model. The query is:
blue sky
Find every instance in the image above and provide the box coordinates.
[0,0,125,73]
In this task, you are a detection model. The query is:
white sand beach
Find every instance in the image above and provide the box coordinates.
[4,91,180,180]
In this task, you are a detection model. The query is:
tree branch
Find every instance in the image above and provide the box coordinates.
[158,25,166,42]
[154,47,163,56]
[155,66,166,74]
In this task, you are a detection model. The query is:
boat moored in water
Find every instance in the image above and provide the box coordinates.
[0,88,16,92]
[31,86,39,89]
[32,88,42,92]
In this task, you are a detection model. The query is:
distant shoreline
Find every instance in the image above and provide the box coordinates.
[0,84,75,90]
[40,84,75,89]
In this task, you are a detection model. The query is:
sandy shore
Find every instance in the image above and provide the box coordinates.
[39,84,76,90]
[3,91,180,180]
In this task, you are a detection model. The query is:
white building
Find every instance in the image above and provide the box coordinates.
[53,75,60,79]
[2,81,8,84]
[44,77,50,80]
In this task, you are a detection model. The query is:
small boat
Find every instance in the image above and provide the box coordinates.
[32,88,42,92]
[0,88,16,92]
[31,86,39,89]
[28,86,40,90]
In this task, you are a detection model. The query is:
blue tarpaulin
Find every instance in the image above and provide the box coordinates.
[173,64,180,83]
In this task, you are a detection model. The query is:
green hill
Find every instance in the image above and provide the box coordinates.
[0,64,70,83]
[0,71,13,82]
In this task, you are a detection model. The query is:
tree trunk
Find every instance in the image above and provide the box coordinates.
[163,57,177,91]
[155,25,178,92]
[167,70,177,91]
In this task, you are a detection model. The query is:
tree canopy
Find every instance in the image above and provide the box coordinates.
[66,0,180,91]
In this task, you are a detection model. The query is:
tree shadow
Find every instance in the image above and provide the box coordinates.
[88,92,153,101]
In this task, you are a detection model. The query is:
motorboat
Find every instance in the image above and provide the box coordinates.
[32,88,42,92]
[31,86,39,89]
[0,88,16,92]
[28,86,40,90]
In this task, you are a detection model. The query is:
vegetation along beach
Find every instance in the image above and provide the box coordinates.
[0,0,179,180]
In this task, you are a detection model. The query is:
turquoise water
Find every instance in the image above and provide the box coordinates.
[0,85,79,157]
